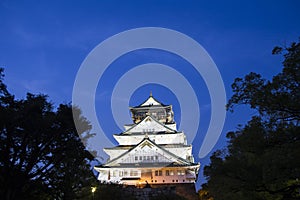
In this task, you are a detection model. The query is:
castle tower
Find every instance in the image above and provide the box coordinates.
[94,93,200,187]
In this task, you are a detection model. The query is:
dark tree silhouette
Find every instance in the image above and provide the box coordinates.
[201,40,300,200]
[0,69,97,200]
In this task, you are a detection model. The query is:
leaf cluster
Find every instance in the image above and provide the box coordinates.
[0,70,97,200]
[202,40,300,200]
[227,41,300,123]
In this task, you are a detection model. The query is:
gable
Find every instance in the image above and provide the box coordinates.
[141,96,161,106]
[125,116,175,134]
[121,143,173,163]
[105,139,190,167]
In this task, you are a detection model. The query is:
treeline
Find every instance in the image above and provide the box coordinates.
[0,68,98,200]
[199,41,300,200]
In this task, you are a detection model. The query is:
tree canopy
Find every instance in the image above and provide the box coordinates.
[200,40,300,200]
[0,69,98,200]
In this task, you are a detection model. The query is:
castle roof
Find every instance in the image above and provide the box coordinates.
[131,92,168,108]
[102,137,195,167]
[120,115,176,135]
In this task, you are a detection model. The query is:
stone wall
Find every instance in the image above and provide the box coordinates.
[124,186,176,200]
[123,184,199,200]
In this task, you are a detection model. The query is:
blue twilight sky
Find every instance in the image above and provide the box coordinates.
[1,0,300,189]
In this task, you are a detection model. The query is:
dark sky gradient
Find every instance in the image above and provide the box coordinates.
[1,0,300,189]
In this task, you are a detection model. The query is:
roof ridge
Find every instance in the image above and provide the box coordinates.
[140,95,161,106]
[104,137,192,167]
[121,115,176,134]
[131,94,168,108]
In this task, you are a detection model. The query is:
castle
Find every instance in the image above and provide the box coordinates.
[94,93,200,187]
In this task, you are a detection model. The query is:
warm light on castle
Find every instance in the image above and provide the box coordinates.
[94,93,200,187]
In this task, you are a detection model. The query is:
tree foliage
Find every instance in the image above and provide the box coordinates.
[201,40,300,200]
[0,69,97,200]
[227,41,300,123]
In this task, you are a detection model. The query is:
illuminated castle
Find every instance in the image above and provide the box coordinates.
[95,93,200,186]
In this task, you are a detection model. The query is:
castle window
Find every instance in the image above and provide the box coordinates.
[112,171,117,177]
[155,170,162,176]
[119,171,123,177]
[130,170,138,176]
[177,170,185,175]
[166,170,170,176]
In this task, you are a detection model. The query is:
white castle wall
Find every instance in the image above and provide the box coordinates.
[113,132,186,146]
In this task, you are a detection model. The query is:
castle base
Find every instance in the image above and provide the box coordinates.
[123,183,198,200]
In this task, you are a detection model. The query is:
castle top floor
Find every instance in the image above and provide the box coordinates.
[129,92,174,124]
